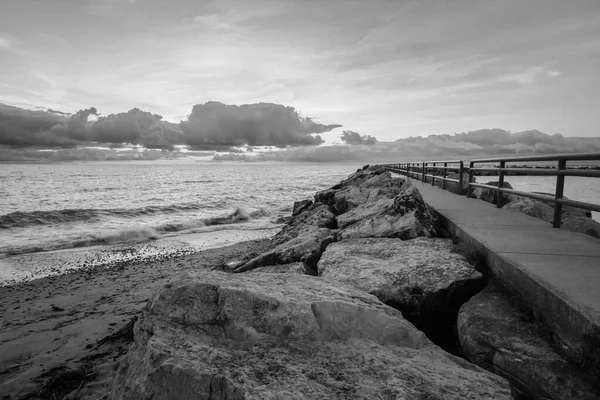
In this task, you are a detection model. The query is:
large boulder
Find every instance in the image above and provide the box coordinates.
[471,181,514,204]
[332,172,404,214]
[234,204,337,273]
[292,199,313,217]
[458,285,599,399]
[112,271,513,400]
[234,227,335,273]
[314,166,387,206]
[503,196,555,222]
[248,262,317,276]
[318,238,484,345]
[562,216,600,239]
[531,192,592,218]
[338,183,437,240]
[271,204,336,247]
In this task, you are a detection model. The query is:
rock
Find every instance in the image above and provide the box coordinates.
[562,216,600,239]
[471,181,513,204]
[234,204,337,273]
[248,262,317,276]
[318,237,484,348]
[314,166,387,206]
[503,196,555,222]
[339,183,437,240]
[458,285,599,400]
[531,192,592,218]
[313,188,337,206]
[271,204,336,247]
[234,228,335,273]
[274,216,293,224]
[112,271,513,400]
[292,199,313,217]
[332,172,404,214]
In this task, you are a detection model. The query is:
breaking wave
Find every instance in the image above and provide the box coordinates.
[1,207,273,256]
[0,203,220,229]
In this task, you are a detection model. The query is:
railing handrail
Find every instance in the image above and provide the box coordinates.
[470,152,600,163]
[380,153,600,230]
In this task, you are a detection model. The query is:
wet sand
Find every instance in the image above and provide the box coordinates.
[0,238,270,400]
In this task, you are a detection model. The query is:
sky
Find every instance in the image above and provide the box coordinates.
[1,0,599,140]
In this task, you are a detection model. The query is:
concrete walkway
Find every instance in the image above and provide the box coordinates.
[405,177,600,367]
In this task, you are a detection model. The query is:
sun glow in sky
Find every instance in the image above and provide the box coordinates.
[1,0,599,139]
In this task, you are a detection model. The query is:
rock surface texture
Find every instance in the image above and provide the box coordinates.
[318,237,484,348]
[471,181,514,204]
[502,194,599,239]
[234,204,337,272]
[112,271,512,400]
[458,285,599,400]
[338,183,437,240]
[248,262,316,276]
[235,166,439,273]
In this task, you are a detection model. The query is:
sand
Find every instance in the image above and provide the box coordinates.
[0,238,270,400]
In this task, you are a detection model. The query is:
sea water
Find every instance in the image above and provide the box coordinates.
[0,161,358,284]
[1,161,598,285]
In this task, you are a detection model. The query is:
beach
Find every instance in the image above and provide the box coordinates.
[0,238,270,400]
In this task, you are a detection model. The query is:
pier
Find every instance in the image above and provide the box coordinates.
[382,154,600,374]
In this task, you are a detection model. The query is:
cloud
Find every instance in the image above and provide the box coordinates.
[0,101,341,150]
[179,101,340,149]
[212,129,600,163]
[340,130,378,145]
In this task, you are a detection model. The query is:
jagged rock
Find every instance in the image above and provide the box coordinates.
[318,237,484,345]
[338,183,437,240]
[234,227,335,273]
[234,204,337,273]
[503,196,555,222]
[248,262,317,276]
[272,204,336,246]
[562,216,600,239]
[333,172,404,214]
[112,271,512,400]
[458,285,599,400]
[292,199,313,217]
[314,166,387,206]
[531,192,592,218]
[471,181,514,204]
[313,188,337,206]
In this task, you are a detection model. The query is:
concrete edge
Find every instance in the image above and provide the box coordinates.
[432,208,600,371]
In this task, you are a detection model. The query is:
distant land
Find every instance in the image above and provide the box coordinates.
[1,102,600,163]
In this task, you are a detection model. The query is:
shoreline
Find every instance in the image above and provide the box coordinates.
[0,226,279,287]
[0,238,270,399]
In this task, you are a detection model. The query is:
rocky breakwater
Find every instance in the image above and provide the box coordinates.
[318,238,485,351]
[471,183,600,239]
[458,285,599,399]
[111,166,514,399]
[112,271,512,399]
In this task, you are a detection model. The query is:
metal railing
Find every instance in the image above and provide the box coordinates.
[383,160,465,194]
[467,153,600,228]
[381,152,600,229]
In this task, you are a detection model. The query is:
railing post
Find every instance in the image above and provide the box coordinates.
[467,161,474,198]
[431,162,435,186]
[422,162,426,182]
[553,159,566,228]
[497,161,505,207]
[458,161,464,195]
[442,162,448,190]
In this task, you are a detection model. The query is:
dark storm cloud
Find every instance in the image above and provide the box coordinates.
[213,129,600,163]
[179,102,341,149]
[340,130,378,145]
[0,101,340,151]
[0,103,78,147]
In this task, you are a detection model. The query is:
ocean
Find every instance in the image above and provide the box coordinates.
[0,161,359,285]
[1,161,598,285]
